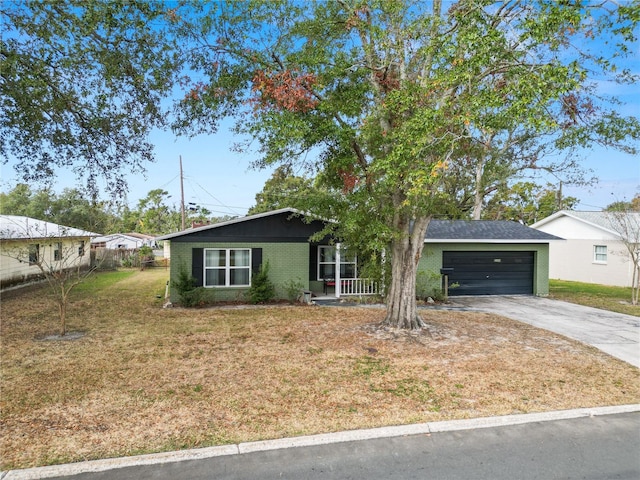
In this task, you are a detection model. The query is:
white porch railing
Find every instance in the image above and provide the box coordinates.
[338,278,380,297]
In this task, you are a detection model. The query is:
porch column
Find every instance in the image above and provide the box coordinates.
[335,243,341,298]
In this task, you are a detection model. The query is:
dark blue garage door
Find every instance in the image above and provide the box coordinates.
[443,251,534,295]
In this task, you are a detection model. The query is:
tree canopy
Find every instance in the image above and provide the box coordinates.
[170,0,640,328]
[1,0,179,197]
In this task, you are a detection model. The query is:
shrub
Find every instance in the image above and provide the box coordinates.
[172,264,206,307]
[282,277,305,303]
[248,262,275,304]
[416,270,445,302]
[138,246,154,270]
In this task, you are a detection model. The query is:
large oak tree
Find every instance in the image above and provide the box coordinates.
[172,0,637,329]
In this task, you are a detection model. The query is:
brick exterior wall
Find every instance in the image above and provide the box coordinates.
[169,241,310,303]
[418,243,551,296]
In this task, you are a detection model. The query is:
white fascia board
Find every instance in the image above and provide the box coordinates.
[423,239,563,244]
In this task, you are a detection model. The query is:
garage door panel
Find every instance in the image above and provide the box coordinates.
[443,251,534,295]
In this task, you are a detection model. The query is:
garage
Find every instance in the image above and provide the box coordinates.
[442,250,534,296]
[418,219,562,297]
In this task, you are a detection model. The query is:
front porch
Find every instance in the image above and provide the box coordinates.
[318,277,381,298]
[313,242,381,299]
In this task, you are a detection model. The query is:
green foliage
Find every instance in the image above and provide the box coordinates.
[247,262,275,304]
[136,189,180,234]
[483,182,578,224]
[172,264,205,308]
[138,245,154,270]
[248,165,326,215]
[170,0,639,327]
[1,0,180,197]
[416,270,445,302]
[0,184,113,232]
[606,194,640,212]
[282,277,305,303]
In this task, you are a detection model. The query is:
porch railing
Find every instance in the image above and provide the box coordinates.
[339,278,380,296]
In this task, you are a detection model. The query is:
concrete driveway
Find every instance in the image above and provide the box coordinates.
[449,296,640,368]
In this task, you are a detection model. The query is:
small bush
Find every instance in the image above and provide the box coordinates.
[172,264,206,307]
[282,277,305,303]
[179,287,206,308]
[138,246,155,270]
[248,262,275,304]
[416,270,445,302]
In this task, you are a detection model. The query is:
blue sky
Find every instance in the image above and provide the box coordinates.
[1,3,638,216]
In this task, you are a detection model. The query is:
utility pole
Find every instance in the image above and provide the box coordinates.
[180,155,185,231]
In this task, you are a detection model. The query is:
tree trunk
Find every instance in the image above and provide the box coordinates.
[472,159,484,220]
[382,214,431,330]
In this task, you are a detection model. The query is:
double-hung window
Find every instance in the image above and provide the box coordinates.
[593,245,607,263]
[54,242,62,261]
[204,248,251,287]
[317,246,357,280]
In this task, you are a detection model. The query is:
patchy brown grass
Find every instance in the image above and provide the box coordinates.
[1,270,638,470]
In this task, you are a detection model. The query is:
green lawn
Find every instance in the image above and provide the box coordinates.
[549,279,639,316]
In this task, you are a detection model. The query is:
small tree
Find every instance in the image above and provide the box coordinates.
[1,218,95,336]
[171,263,205,307]
[606,209,640,305]
[248,262,275,304]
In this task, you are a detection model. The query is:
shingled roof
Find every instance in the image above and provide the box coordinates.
[425,220,562,243]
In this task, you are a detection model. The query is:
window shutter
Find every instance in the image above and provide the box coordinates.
[252,248,263,273]
[309,245,318,281]
[192,248,203,287]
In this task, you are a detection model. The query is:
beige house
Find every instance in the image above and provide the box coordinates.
[0,215,97,290]
[531,210,640,287]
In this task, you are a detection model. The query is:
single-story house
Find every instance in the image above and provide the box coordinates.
[531,210,640,287]
[0,215,97,290]
[157,208,560,304]
[91,232,157,250]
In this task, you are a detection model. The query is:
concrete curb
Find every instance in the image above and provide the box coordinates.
[3,404,638,480]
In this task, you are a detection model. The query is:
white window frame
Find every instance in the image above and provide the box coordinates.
[204,248,251,287]
[593,245,607,264]
[317,246,357,281]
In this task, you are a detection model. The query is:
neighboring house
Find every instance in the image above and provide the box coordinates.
[531,210,640,287]
[0,215,97,290]
[91,233,157,250]
[158,208,560,303]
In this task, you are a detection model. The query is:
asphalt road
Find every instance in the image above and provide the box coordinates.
[22,412,639,480]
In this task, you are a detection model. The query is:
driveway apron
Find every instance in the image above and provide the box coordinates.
[449,296,640,368]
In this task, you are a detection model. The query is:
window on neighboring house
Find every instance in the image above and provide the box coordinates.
[28,244,39,265]
[78,241,85,257]
[204,248,251,287]
[54,242,62,261]
[594,245,607,263]
[317,246,357,280]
